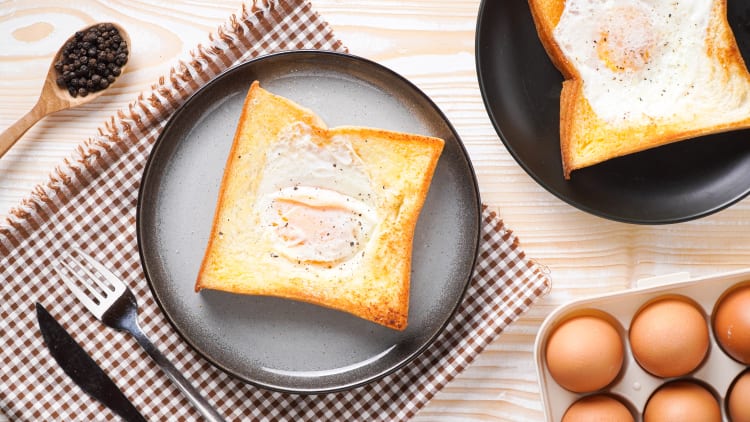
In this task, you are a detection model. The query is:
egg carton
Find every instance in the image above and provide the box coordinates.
[534,269,750,422]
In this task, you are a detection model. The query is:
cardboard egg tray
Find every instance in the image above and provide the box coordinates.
[534,269,750,422]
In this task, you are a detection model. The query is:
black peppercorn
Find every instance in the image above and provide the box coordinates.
[54,24,128,97]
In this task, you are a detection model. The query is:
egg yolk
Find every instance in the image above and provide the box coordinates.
[264,186,377,264]
[596,6,655,72]
[254,121,379,266]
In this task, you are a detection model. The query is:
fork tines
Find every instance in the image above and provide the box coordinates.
[53,251,125,318]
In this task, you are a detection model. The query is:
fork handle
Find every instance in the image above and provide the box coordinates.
[128,326,226,422]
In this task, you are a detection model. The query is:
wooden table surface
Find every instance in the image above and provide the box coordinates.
[4,1,750,421]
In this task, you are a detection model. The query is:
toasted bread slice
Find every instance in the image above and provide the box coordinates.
[194,81,444,330]
[528,0,750,178]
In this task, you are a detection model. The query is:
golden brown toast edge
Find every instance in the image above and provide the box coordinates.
[331,126,445,330]
[195,81,325,292]
[528,0,577,79]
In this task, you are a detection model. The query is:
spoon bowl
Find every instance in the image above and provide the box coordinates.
[0,22,130,158]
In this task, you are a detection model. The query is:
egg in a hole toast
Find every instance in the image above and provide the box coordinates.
[528,0,750,178]
[195,81,444,331]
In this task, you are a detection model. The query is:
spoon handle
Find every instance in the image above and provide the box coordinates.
[0,101,48,159]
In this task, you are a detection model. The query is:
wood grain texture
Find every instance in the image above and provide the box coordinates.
[0,21,131,159]
[4,1,750,421]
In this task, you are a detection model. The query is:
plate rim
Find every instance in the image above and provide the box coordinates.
[136,49,482,394]
[474,0,750,225]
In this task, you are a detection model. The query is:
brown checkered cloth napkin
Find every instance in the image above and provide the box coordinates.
[0,0,550,420]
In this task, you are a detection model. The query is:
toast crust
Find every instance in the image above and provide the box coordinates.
[195,81,444,330]
[528,0,750,178]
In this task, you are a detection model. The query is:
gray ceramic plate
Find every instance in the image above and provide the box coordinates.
[137,51,481,393]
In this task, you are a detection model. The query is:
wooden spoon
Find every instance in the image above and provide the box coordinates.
[0,22,130,159]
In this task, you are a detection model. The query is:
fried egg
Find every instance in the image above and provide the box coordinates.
[255,122,378,265]
[553,0,750,126]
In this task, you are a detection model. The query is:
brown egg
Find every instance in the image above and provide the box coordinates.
[545,315,624,393]
[629,297,708,377]
[561,395,634,422]
[643,381,720,422]
[713,285,750,364]
[728,371,750,422]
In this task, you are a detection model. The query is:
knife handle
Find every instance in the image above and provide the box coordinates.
[127,323,226,422]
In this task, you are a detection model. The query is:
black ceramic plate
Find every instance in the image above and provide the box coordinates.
[476,0,750,224]
[137,51,481,393]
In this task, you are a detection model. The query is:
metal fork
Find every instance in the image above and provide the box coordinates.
[53,251,226,422]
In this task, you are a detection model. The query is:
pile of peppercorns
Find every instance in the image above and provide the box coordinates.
[55,23,128,98]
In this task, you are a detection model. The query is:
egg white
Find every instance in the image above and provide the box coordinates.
[554,0,750,126]
[254,122,378,265]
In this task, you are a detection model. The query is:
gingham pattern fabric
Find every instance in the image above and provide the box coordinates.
[0,0,551,420]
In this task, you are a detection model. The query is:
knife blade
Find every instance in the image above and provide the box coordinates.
[36,303,147,422]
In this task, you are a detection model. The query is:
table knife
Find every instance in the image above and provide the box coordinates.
[36,303,147,422]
